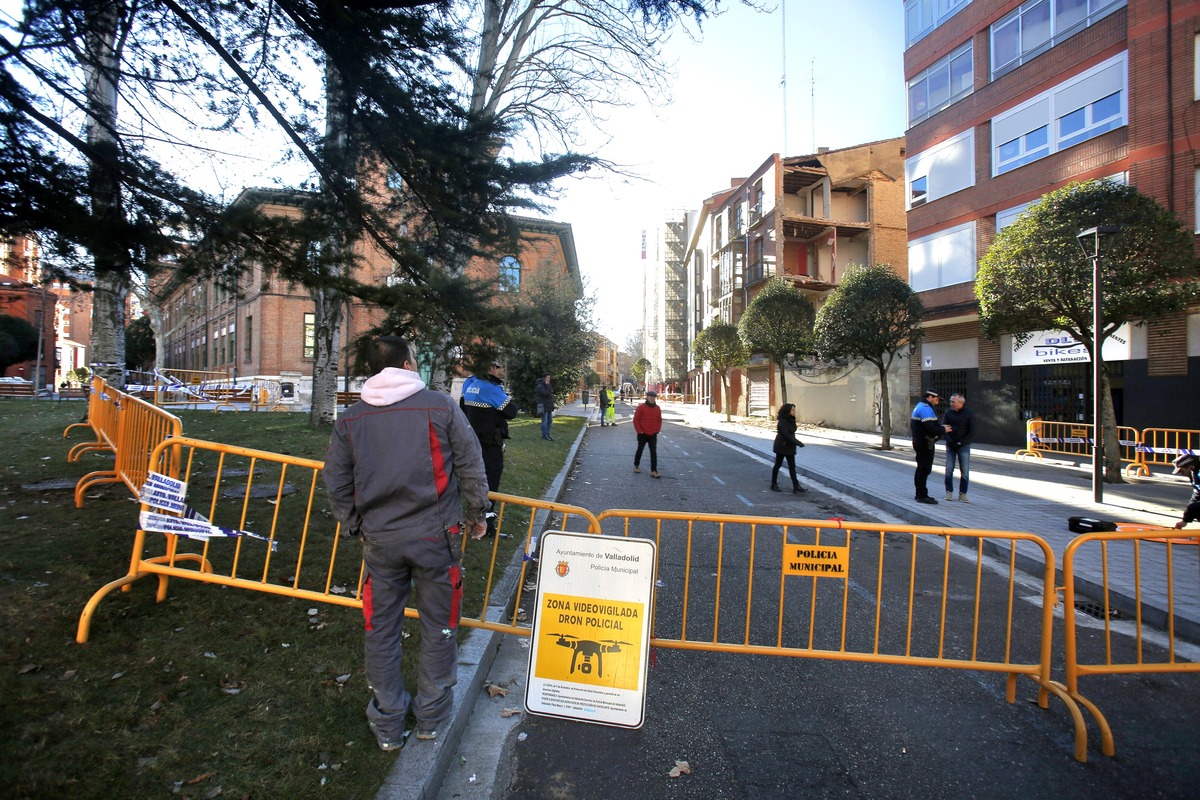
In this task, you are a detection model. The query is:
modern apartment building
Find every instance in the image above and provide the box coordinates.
[685,141,909,428]
[904,0,1198,444]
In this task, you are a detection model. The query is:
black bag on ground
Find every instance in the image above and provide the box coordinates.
[1068,516,1118,533]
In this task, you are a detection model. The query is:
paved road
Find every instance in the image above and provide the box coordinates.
[423,405,1200,800]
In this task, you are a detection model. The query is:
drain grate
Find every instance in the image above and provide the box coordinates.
[1074,599,1122,619]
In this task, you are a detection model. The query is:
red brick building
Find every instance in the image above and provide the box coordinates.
[155,189,581,399]
[904,0,1198,443]
[684,140,910,428]
[0,234,56,387]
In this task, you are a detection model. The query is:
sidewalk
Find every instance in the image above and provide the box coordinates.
[658,401,1199,639]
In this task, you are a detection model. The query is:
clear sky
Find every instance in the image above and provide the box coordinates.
[551,0,908,348]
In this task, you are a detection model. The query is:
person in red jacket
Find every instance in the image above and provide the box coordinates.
[632,390,663,478]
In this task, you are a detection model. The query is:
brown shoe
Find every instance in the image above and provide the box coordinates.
[633,465,640,473]
[651,471,660,479]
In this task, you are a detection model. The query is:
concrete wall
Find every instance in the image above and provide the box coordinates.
[783,353,911,435]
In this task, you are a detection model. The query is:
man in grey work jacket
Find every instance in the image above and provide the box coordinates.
[324,336,489,752]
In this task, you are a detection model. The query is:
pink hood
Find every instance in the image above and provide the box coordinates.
[360,367,426,407]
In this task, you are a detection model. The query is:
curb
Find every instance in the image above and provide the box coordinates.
[375,420,589,800]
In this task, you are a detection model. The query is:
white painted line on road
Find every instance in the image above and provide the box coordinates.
[712,475,726,485]
[736,494,753,507]
[680,450,690,456]
[694,461,705,469]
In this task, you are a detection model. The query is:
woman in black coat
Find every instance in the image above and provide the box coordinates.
[771,403,807,493]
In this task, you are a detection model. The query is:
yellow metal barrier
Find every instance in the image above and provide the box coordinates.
[76,437,600,645]
[593,509,1094,760]
[73,388,183,507]
[63,376,118,462]
[1015,418,1141,468]
[1128,428,1200,477]
[1060,527,1200,758]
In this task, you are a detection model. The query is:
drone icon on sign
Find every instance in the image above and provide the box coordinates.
[549,633,632,678]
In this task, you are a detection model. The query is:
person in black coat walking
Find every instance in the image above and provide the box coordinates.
[770,403,807,494]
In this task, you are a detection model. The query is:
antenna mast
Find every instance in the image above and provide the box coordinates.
[781,0,788,155]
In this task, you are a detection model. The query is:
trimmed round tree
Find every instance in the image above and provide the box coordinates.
[738,277,815,406]
[977,179,1199,483]
[813,263,923,450]
[692,321,749,422]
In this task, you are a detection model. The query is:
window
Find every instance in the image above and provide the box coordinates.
[996,125,1050,173]
[991,51,1126,176]
[244,315,252,361]
[910,175,929,207]
[905,128,975,207]
[734,204,745,236]
[906,0,971,48]
[1057,92,1121,149]
[303,312,315,359]
[908,221,976,292]
[991,0,1124,78]
[752,179,764,220]
[908,41,973,125]
[1195,34,1200,101]
[498,256,521,291]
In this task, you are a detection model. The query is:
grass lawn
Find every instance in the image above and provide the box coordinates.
[0,400,580,799]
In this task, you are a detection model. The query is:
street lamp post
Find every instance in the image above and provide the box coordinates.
[1076,225,1120,504]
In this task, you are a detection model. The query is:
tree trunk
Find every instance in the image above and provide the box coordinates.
[1100,364,1125,484]
[876,360,893,450]
[85,2,128,389]
[777,361,788,406]
[309,285,343,426]
[470,0,503,118]
[720,371,731,422]
[147,303,167,371]
[308,60,352,428]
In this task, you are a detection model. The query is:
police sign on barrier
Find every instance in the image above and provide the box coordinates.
[525,531,656,729]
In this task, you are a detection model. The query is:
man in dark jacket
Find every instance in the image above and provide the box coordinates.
[324,336,489,752]
[598,384,611,426]
[460,373,520,536]
[942,393,976,503]
[535,374,555,440]
[910,389,943,505]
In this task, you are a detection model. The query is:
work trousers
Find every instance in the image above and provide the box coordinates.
[361,531,463,740]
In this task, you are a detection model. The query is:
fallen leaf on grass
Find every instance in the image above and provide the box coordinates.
[187,770,218,784]
[499,708,521,718]
[485,683,509,698]
[669,760,691,778]
[18,664,41,675]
